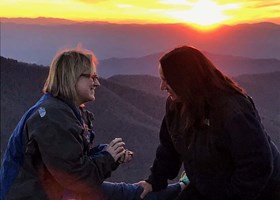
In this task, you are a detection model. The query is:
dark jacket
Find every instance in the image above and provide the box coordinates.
[1,94,117,200]
[147,94,280,200]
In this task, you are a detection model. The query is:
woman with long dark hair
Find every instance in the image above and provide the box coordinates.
[138,46,280,200]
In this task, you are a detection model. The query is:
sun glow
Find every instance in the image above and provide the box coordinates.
[167,0,240,30]
[0,0,279,30]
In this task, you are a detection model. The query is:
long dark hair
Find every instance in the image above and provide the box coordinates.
[160,46,246,130]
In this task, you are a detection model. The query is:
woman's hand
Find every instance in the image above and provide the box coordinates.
[118,149,134,164]
[106,138,125,162]
[136,181,153,199]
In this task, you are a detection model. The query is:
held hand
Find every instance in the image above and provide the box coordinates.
[136,181,153,199]
[106,138,125,162]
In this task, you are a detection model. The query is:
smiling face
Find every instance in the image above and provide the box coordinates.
[75,69,100,106]
[159,64,179,101]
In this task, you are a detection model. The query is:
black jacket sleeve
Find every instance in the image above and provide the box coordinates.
[146,115,182,191]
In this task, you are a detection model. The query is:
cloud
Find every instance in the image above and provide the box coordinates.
[249,1,280,9]
[116,4,134,8]
[75,0,183,9]
[159,0,191,5]
[75,0,110,4]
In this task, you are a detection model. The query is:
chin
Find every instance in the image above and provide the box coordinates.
[84,96,95,103]
[169,95,180,102]
[170,96,176,101]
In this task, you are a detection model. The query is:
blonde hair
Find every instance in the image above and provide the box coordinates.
[43,48,98,101]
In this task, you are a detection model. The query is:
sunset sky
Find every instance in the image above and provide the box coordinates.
[1,0,280,29]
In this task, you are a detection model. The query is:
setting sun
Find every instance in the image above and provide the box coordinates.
[166,0,240,30]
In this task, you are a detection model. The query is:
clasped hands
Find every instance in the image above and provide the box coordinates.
[106,138,134,164]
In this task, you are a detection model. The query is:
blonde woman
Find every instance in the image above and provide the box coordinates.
[1,49,130,199]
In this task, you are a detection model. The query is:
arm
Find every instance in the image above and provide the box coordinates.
[28,105,117,193]
[146,115,182,191]
[224,111,273,199]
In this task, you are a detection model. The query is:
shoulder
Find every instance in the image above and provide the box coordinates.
[213,93,257,119]
[27,97,82,132]
[42,97,79,119]
[41,97,73,112]
[211,94,265,137]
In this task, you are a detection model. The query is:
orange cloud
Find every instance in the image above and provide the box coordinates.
[252,1,280,8]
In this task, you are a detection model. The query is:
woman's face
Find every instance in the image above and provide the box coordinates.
[75,68,100,106]
[159,64,179,101]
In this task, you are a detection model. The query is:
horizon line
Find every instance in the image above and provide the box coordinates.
[1,16,280,26]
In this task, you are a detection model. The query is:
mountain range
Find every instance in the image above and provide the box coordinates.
[1,18,280,66]
[1,56,279,183]
[98,51,280,78]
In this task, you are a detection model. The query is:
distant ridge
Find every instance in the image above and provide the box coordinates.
[2,20,280,64]
[1,17,279,26]
[98,52,280,78]
[0,17,79,25]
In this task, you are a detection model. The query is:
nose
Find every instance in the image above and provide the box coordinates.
[160,80,167,90]
[93,78,100,87]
